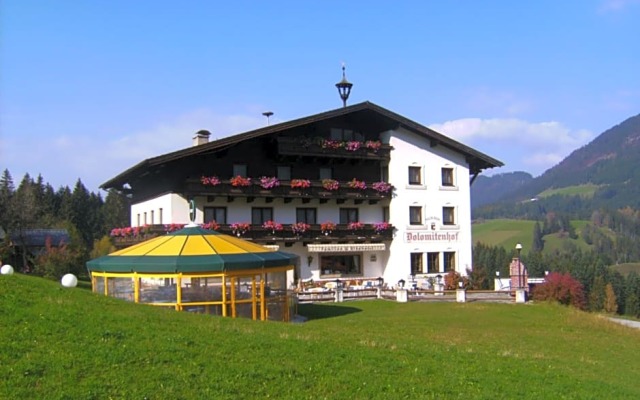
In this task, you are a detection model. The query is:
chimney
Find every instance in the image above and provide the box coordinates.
[192,130,211,146]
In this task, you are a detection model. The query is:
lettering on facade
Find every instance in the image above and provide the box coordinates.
[404,231,459,243]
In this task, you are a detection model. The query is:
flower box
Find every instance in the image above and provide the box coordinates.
[200,175,221,186]
[259,176,280,189]
[347,178,367,190]
[230,176,252,187]
[290,179,311,189]
[291,222,311,235]
[322,179,340,191]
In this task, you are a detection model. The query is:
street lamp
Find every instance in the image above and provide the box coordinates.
[335,64,353,107]
[398,279,405,288]
[377,277,384,287]
[515,243,523,289]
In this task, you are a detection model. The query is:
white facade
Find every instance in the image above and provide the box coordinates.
[129,125,475,287]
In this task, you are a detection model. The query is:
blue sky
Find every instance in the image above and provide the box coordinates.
[1,0,639,192]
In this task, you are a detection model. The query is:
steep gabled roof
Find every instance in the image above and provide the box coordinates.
[101,101,503,189]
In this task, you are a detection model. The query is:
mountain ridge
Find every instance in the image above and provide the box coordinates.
[472,112,640,211]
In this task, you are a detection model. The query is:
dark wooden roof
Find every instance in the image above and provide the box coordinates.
[101,101,503,190]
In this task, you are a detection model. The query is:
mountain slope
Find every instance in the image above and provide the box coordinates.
[475,113,640,210]
[471,171,533,209]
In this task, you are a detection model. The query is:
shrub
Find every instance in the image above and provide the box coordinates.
[444,270,469,290]
[532,272,586,310]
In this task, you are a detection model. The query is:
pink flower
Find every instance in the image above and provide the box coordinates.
[291,222,311,234]
[371,181,392,193]
[259,176,280,189]
[200,176,221,186]
[345,141,362,151]
[262,220,283,231]
[322,179,339,191]
[348,179,367,190]
[347,222,365,230]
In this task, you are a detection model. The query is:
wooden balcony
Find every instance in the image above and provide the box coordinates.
[276,137,391,160]
[112,223,394,248]
[183,179,393,204]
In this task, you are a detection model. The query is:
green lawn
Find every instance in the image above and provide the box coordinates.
[1,274,639,399]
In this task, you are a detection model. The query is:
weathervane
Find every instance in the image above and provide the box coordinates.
[335,62,353,107]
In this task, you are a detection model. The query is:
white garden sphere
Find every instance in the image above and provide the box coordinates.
[1,264,14,275]
[61,273,78,288]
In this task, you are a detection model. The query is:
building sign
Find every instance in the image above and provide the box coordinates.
[307,243,386,253]
[404,231,459,243]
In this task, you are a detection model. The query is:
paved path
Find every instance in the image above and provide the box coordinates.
[608,318,640,330]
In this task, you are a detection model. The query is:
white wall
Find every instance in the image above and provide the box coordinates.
[131,193,190,227]
[384,127,473,284]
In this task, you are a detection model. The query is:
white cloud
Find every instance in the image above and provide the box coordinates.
[429,118,595,176]
[0,108,269,192]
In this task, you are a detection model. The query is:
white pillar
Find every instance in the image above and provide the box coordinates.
[456,289,466,303]
[515,289,527,303]
[334,286,343,303]
[396,288,408,303]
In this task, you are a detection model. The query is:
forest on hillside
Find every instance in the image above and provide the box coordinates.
[0,169,129,277]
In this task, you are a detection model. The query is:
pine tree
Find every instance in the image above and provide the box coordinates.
[0,169,15,229]
[532,221,544,252]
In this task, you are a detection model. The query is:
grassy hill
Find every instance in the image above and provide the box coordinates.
[472,219,595,254]
[611,263,640,277]
[537,184,600,199]
[1,274,639,399]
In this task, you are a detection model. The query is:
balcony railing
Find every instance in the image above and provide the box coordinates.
[184,179,393,202]
[276,137,391,160]
[111,223,394,248]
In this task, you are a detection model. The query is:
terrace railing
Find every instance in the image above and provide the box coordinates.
[276,136,391,161]
[111,223,394,248]
[183,178,393,202]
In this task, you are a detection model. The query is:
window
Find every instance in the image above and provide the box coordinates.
[277,166,291,180]
[233,164,247,177]
[204,207,227,224]
[441,167,454,187]
[380,165,389,182]
[320,255,362,276]
[339,208,359,224]
[408,166,422,185]
[151,210,155,224]
[409,206,422,225]
[330,128,364,141]
[319,167,332,180]
[444,252,456,272]
[427,252,440,273]
[158,208,163,225]
[251,208,273,225]
[382,206,390,223]
[443,207,455,225]
[296,208,317,224]
[410,253,423,275]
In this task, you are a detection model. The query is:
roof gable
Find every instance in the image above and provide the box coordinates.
[101,101,502,189]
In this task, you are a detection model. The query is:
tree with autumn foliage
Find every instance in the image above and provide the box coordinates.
[532,272,587,310]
